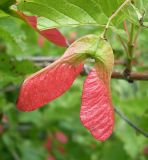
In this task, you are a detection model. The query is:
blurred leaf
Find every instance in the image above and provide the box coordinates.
[19,140,46,160]
[101,140,130,160]
[139,109,148,132]
[0,53,39,87]
[0,15,26,54]
[18,110,43,127]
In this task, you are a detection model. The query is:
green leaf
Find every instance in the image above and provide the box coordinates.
[17,0,138,30]
[0,16,26,54]
[18,110,43,127]
[101,141,129,160]
[0,11,44,56]
[0,26,22,53]
[115,118,147,159]
[19,141,46,160]
[98,0,140,25]
[99,0,123,17]
[17,0,107,29]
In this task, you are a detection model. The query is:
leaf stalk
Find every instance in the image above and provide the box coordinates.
[102,0,131,39]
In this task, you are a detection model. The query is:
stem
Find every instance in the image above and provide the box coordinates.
[133,26,141,45]
[124,23,135,82]
[128,23,134,58]
[11,150,20,160]
[117,35,129,55]
[102,0,131,39]
[123,21,130,38]
[114,107,148,138]
[112,71,148,81]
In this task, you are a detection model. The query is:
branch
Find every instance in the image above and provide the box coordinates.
[114,107,148,138]
[1,70,148,93]
[112,70,148,81]
[0,85,18,92]
[123,21,130,38]
[117,35,128,55]
[27,57,148,81]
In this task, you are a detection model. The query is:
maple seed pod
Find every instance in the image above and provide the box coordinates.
[17,34,114,141]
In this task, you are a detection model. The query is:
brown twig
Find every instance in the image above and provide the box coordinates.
[123,21,130,38]
[117,35,129,55]
[1,70,148,92]
[112,70,148,81]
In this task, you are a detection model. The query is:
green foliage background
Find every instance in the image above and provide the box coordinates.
[0,0,148,160]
